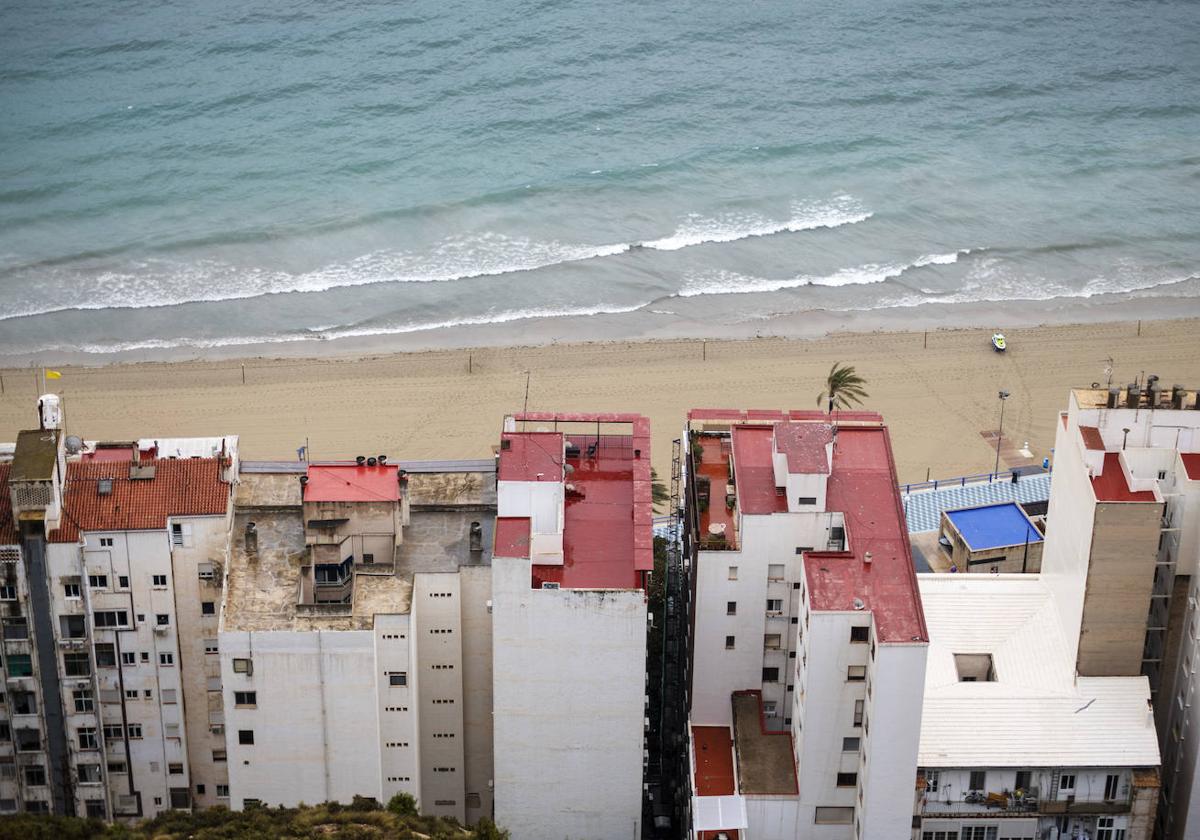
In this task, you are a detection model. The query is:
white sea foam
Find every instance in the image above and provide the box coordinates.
[642,197,872,251]
[677,251,968,298]
[1,197,870,321]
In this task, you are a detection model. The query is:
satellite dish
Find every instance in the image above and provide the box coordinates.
[64,435,83,454]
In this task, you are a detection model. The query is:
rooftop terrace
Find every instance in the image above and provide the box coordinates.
[1092,452,1157,503]
[731,691,797,796]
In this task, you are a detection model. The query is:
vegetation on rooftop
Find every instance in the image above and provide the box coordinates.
[0,796,509,840]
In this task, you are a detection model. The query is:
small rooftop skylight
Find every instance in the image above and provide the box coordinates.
[954,653,996,682]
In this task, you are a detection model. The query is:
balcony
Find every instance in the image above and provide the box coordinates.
[694,435,739,552]
[919,791,1132,817]
[1041,796,1132,815]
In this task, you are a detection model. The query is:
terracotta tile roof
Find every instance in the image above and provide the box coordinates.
[49,459,230,543]
[0,464,17,545]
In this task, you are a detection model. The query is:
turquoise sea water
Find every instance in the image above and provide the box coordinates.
[1,0,1198,356]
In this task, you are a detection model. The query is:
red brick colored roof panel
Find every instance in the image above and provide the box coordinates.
[693,726,736,797]
[49,459,229,543]
[1079,426,1105,451]
[494,517,531,559]
[773,421,833,474]
[1092,452,1156,502]
[1182,453,1200,482]
[303,464,400,503]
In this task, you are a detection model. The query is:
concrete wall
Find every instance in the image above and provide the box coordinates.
[859,643,926,839]
[220,630,381,808]
[492,555,646,840]
[1078,502,1162,676]
[374,614,418,807]
[459,564,494,826]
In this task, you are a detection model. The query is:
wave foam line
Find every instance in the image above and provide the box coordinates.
[0,197,872,321]
[677,250,968,298]
[19,302,650,355]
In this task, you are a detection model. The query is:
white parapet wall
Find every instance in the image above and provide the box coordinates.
[491,555,647,840]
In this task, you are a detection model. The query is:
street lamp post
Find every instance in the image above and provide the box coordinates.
[994,390,1011,477]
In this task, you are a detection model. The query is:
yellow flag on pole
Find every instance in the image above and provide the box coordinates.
[45,370,62,380]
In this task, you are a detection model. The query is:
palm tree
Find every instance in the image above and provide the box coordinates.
[651,468,670,510]
[817,362,868,414]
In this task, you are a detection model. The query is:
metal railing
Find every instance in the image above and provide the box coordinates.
[901,467,1050,495]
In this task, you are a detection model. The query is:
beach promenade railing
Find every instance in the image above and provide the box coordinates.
[900,466,1050,496]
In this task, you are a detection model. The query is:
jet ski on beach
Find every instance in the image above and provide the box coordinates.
[991,332,1007,352]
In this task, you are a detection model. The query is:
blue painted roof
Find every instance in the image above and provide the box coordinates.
[945,502,1042,550]
[902,473,1052,533]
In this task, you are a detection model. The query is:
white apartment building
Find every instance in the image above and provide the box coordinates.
[916,574,1160,840]
[1,394,237,819]
[490,412,652,840]
[684,409,928,840]
[1042,384,1200,839]
[218,458,495,825]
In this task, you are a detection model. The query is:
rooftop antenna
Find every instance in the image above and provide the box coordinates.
[522,370,531,431]
[1103,356,1114,388]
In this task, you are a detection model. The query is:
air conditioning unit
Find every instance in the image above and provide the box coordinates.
[541,582,560,590]
[153,625,169,635]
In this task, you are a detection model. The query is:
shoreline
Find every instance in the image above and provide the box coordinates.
[2,287,1199,367]
[4,316,1200,488]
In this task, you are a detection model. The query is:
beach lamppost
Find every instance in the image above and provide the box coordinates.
[993,390,1011,477]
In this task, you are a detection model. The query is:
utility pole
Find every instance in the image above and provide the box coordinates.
[994,390,1011,476]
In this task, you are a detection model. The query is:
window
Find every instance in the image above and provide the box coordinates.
[171,523,185,546]
[238,730,255,745]
[106,761,126,774]
[836,772,857,787]
[232,657,252,674]
[201,601,216,616]
[728,566,738,580]
[155,613,170,626]
[1104,773,1120,800]
[234,691,257,707]
[762,667,780,682]
[78,764,102,783]
[725,636,735,650]
[796,496,817,505]
[7,654,32,678]
[15,729,40,751]
[2,617,27,640]
[0,585,15,601]
[853,699,864,726]
[88,575,108,589]
[63,652,90,676]
[103,725,124,741]
[169,763,184,775]
[814,806,854,825]
[850,626,869,643]
[99,538,114,547]
[25,800,50,814]
[85,799,106,818]
[124,690,138,700]
[73,689,94,713]
[842,737,860,752]
[1097,817,1126,840]
[77,728,98,750]
[162,689,177,704]
[961,829,998,840]
[196,784,206,795]
[143,689,153,699]
[64,580,81,599]
[118,575,129,589]
[924,769,939,792]
[726,601,737,615]
[94,643,116,668]
[60,615,87,638]
[141,652,149,662]
[763,701,777,716]
[212,750,227,763]
[198,564,215,581]
[1059,773,1076,793]
[159,652,174,666]
[1014,770,1031,792]
[24,765,46,786]
[969,770,986,792]
[204,639,219,654]
[766,598,783,613]
[152,574,167,588]
[93,610,129,628]
[0,724,8,742]
[768,563,784,580]
[126,724,142,739]
[388,672,407,686]
[847,665,866,681]
[217,784,229,798]
[121,652,136,666]
[765,633,783,649]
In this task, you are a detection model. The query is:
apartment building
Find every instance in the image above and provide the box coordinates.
[218,456,495,825]
[916,574,1160,840]
[683,409,928,839]
[1042,384,1200,839]
[491,412,651,840]
[0,395,237,819]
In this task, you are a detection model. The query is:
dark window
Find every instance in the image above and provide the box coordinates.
[85,799,106,818]
[201,602,215,616]
[16,729,40,751]
[94,644,116,668]
[836,772,857,787]
[152,574,167,587]
[156,614,170,626]
[726,601,737,615]
[88,575,107,589]
[797,496,817,505]
[850,626,869,643]
[78,764,101,783]
[118,576,129,589]
[847,666,866,681]
[94,610,128,628]
[63,652,90,676]
[196,784,206,795]
[60,615,87,638]
[762,667,780,682]
[238,730,254,745]
[725,635,735,649]
[7,654,33,677]
[2,617,28,640]
[969,770,986,791]
[389,672,407,686]
[23,765,46,786]
[233,691,256,707]
[11,692,35,715]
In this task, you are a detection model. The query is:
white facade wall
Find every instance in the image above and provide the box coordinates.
[374,614,418,807]
[859,643,926,839]
[220,630,381,808]
[459,564,495,826]
[492,555,646,840]
[495,480,563,564]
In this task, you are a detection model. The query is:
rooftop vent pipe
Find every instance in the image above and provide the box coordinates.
[356,455,366,466]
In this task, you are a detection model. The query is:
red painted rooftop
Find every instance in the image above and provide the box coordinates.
[693,725,736,796]
[501,413,652,590]
[50,459,230,543]
[773,421,833,474]
[1183,453,1200,481]
[1079,425,1105,451]
[689,408,882,423]
[730,427,787,515]
[0,464,17,544]
[497,431,565,483]
[493,517,531,559]
[82,445,158,462]
[1092,452,1157,502]
[802,425,929,644]
[303,464,401,503]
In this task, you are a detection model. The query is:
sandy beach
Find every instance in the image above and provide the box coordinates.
[3,318,1199,486]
